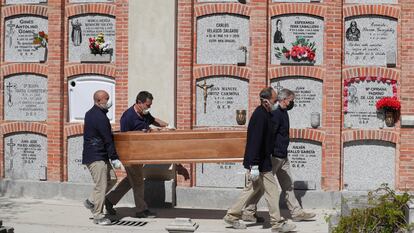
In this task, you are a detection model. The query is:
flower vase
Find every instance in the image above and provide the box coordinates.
[279,55,314,66]
[384,110,395,127]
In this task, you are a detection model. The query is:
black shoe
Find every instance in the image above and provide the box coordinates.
[105,199,116,215]
[84,199,94,210]
[136,209,156,218]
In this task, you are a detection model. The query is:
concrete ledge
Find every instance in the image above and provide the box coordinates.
[0,179,175,207]
[1,179,343,209]
[176,186,341,210]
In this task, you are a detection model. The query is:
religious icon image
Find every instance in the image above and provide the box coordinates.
[348,85,359,105]
[197,80,214,114]
[71,19,82,46]
[6,82,16,107]
[346,20,360,42]
[6,20,16,48]
[6,138,16,175]
[273,19,285,44]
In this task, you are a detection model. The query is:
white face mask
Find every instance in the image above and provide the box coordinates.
[142,108,150,115]
[100,100,112,110]
[271,102,279,111]
[264,99,278,111]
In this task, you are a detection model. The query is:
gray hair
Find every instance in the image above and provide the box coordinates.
[277,88,295,101]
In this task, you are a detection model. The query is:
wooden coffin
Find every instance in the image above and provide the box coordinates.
[114,130,247,164]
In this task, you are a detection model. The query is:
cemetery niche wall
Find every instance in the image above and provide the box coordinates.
[343,77,397,129]
[67,136,92,183]
[271,77,323,129]
[344,15,397,67]
[271,14,324,66]
[68,75,115,122]
[343,140,396,191]
[4,74,48,121]
[68,14,116,63]
[196,76,248,127]
[4,15,48,62]
[4,133,47,180]
[288,139,322,190]
[196,13,250,65]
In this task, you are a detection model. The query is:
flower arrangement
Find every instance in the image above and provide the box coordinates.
[88,33,112,55]
[33,31,48,48]
[376,97,401,112]
[275,36,316,63]
[343,77,398,113]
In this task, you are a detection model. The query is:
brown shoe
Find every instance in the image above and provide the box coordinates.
[292,211,316,222]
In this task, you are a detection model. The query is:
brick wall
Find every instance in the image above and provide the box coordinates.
[0,0,129,181]
[175,0,407,192]
[0,0,413,192]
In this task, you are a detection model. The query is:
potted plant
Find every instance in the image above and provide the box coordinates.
[376,96,401,127]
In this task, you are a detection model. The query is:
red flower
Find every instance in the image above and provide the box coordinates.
[376,96,401,111]
[39,31,45,37]
[308,52,315,61]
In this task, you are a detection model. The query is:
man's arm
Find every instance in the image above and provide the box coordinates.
[152,118,168,127]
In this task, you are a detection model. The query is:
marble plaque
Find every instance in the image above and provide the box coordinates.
[344,140,395,191]
[68,136,93,183]
[344,79,394,129]
[271,15,324,65]
[68,14,116,62]
[271,77,322,129]
[68,75,115,122]
[69,0,113,2]
[197,14,249,64]
[196,76,248,126]
[196,162,245,188]
[5,16,48,62]
[4,133,47,180]
[345,16,397,66]
[6,0,47,4]
[4,74,47,121]
[288,140,322,190]
[345,0,397,3]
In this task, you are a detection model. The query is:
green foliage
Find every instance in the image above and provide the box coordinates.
[333,184,413,233]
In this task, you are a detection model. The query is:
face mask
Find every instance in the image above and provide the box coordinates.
[99,100,112,110]
[142,108,150,115]
[271,101,278,111]
[286,100,294,111]
[264,99,278,111]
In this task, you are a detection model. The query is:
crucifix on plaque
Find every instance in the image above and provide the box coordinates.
[6,20,16,48]
[6,82,17,107]
[197,80,214,114]
[275,82,284,92]
[6,138,16,173]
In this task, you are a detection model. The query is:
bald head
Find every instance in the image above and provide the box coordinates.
[93,90,109,104]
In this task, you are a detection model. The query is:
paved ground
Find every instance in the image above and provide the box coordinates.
[0,197,334,233]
